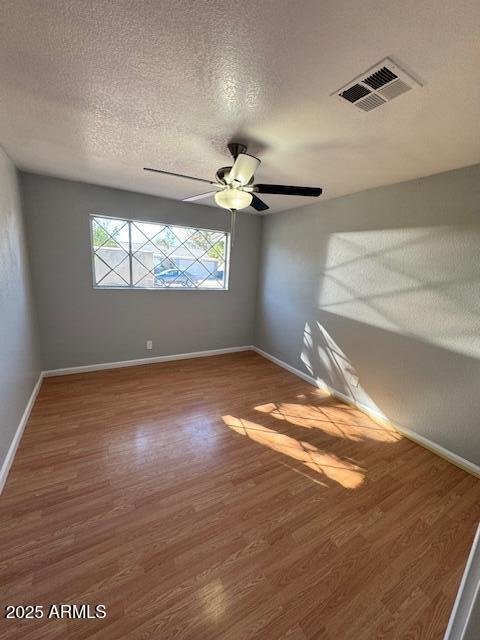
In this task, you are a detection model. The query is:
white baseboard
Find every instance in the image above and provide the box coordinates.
[444,523,480,640]
[253,346,327,389]
[0,372,44,494]
[43,345,253,377]
[252,346,480,479]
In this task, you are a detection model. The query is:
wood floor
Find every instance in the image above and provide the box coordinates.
[1,351,479,640]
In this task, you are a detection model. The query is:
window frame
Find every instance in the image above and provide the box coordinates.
[89,214,231,292]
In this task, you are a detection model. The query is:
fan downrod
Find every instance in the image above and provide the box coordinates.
[227,142,247,160]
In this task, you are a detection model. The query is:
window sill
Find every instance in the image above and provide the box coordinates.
[93,286,230,292]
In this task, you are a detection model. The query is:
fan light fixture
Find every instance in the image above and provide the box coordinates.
[214,187,252,211]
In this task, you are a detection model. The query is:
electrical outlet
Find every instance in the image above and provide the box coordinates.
[146,340,153,350]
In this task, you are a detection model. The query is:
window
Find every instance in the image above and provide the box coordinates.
[90,215,229,290]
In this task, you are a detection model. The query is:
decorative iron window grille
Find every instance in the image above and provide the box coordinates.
[90,215,230,290]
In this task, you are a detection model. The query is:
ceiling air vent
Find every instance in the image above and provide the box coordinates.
[356,93,386,112]
[333,57,422,112]
[363,66,398,89]
[340,84,371,103]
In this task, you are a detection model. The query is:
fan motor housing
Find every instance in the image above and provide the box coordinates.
[215,166,231,184]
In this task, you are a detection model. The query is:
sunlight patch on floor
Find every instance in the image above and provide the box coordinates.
[197,578,227,622]
[254,401,400,443]
[222,415,365,489]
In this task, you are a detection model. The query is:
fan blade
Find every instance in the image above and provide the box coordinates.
[250,194,269,212]
[144,167,215,185]
[255,184,322,197]
[227,154,261,186]
[183,190,218,203]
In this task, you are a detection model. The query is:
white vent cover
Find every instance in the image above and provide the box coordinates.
[333,57,422,112]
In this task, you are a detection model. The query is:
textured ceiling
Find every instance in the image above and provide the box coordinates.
[1,0,479,213]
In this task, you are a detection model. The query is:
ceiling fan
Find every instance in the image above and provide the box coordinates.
[144,142,322,213]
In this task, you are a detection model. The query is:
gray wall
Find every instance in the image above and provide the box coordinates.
[255,164,480,465]
[0,149,40,474]
[21,173,261,370]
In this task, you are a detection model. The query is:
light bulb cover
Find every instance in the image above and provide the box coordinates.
[214,187,253,210]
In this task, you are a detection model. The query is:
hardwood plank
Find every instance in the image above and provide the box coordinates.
[0,351,479,639]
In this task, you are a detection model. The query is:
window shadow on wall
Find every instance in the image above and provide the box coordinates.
[316,225,480,360]
[256,211,480,464]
